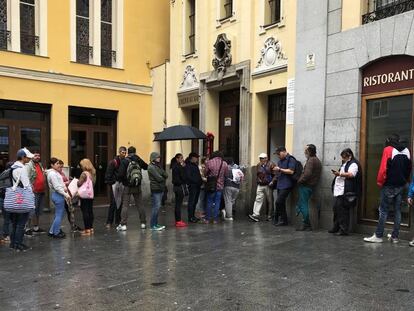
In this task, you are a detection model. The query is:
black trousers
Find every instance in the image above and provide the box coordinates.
[174,188,184,222]
[80,198,94,230]
[332,196,354,233]
[188,184,201,221]
[275,188,292,224]
[106,188,122,226]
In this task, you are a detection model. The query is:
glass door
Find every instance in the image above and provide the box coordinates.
[93,132,109,197]
[70,130,87,179]
[363,94,413,226]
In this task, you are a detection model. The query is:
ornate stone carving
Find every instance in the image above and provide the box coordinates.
[212,33,232,80]
[180,65,199,89]
[255,37,287,74]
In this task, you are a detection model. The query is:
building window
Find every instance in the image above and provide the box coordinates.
[20,0,37,55]
[371,99,388,119]
[0,0,8,50]
[363,0,414,24]
[76,0,91,64]
[220,0,233,20]
[184,0,195,56]
[101,0,114,67]
[264,0,281,27]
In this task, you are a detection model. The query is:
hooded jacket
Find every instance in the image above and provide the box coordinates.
[185,159,203,186]
[377,141,411,187]
[148,152,168,193]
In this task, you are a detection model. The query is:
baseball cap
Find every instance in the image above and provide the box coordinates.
[17,147,34,159]
[258,153,268,159]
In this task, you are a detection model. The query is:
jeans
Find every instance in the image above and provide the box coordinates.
[332,196,353,233]
[173,187,184,222]
[223,187,239,218]
[9,212,30,247]
[206,191,223,221]
[296,186,313,226]
[275,188,292,224]
[80,198,94,230]
[106,188,122,226]
[196,189,206,213]
[375,186,404,238]
[49,192,65,235]
[252,185,274,217]
[188,184,201,221]
[121,187,146,225]
[150,192,163,228]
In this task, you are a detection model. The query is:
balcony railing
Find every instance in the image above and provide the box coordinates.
[20,33,39,55]
[362,0,414,24]
[0,29,11,50]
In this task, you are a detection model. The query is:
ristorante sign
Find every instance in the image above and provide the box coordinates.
[362,55,414,95]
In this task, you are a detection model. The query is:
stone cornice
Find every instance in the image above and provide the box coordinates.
[0,66,152,94]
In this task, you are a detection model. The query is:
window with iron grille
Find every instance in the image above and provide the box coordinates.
[265,0,281,27]
[76,0,90,64]
[188,0,195,54]
[0,0,7,50]
[363,0,414,24]
[20,0,36,55]
[101,0,114,67]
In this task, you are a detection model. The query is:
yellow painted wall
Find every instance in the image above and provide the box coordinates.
[0,0,170,86]
[160,0,297,165]
[0,76,152,163]
[0,0,170,164]
[342,0,365,31]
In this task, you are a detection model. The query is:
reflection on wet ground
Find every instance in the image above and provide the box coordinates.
[1,205,414,311]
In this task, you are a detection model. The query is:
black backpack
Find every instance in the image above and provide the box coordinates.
[0,168,13,190]
[288,156,303,183]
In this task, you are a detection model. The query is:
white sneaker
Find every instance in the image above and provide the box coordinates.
[364,234,383,243]
[140,223,146,229]
[221,210,226,219]
[225,217,234,221]
[409,240,414,247]
[117,225,127,231]
[387,233,399,244]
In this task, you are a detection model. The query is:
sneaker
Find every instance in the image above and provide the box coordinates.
[24,229,33,237]
[157,225,166,230]
[151,225,164,231]
[409,240,414,247]
[364,234,383,243]
[140,223,146,229]
[52,232,66,239]
[221,210,226,219]
[224,217,234,221]
[3,235,10,243]
[105,224,112,230]
[189,217,199,223]
[387,234,399,244]
[201,218,210,224]
[117,224,127,232]
[175,221,187,228]
[267,215,273,221]
[248,214,259,222]
[32,228,46,234]
[15,244,30,252]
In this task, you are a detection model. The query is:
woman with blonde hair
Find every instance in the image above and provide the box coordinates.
[77,158,96,235]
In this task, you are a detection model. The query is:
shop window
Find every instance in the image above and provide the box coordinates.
[0,0,8,50]
[264,0,281,27]
[219,0,233,21]
[184,0,196,55]
[76,0,91,64]
[364,95,413,226]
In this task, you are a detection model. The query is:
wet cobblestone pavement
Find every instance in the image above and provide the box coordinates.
[1,205,414,311]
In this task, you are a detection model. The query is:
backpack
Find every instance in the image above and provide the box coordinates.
[0,168,13,190]
[126,160,142,187]
[288,156,303,183]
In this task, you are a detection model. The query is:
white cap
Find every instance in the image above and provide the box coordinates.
[17,147,34,159]
[258,153,268,159]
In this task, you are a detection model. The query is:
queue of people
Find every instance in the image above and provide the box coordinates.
[2,132,414,252]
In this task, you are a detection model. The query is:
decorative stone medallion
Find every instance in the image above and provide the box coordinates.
[180,65,199,89]
[255,37,287,74]
[212,33,232,80]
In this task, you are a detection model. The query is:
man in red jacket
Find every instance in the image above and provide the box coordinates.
[364,134,411,244]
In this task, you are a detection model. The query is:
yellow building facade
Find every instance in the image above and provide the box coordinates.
[0,0,169,198]
[153,0,296,207]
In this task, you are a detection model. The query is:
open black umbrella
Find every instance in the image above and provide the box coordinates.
[153,125,206,141]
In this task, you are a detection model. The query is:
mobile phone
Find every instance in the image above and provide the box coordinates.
[331,169,336,173]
